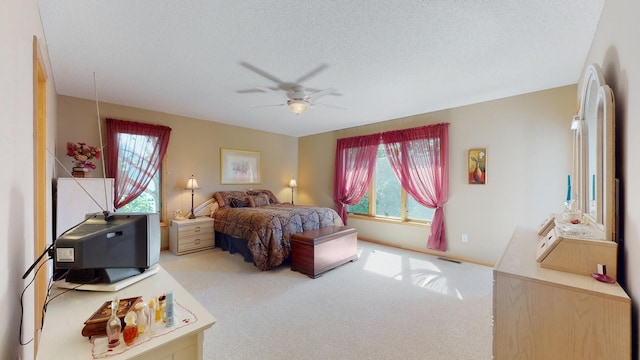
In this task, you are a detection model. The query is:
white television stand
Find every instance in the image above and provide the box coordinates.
[54,264,160,292]
[39,265,216,360]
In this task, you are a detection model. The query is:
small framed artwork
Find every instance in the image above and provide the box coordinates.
[468,148,487,185]
[220,148,262,184]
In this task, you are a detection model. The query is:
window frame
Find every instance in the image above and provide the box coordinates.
[112,134,168,224]
[348,145,432,225]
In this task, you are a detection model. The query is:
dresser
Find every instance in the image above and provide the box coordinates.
[169,217,215,255]
[493,227,631,359]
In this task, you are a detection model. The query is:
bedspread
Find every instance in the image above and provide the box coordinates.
[213,203,343,270]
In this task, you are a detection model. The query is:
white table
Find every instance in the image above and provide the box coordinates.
[37,266,216,359]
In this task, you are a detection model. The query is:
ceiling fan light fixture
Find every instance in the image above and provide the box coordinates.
[288,99,309,115]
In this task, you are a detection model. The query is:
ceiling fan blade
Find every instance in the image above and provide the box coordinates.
[257,86,291,102]
[305,87,342,97]
[256,86,276,93]
[307,87,337,101]
[240,62,284,85]
[237,88,268,94]
[295,64,329,84]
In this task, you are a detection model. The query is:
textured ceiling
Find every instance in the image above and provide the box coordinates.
[37,1,604,137]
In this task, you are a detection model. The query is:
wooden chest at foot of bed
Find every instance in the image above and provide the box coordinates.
[291,226,358,278]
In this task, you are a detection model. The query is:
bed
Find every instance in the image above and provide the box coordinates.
[211,190,344,270]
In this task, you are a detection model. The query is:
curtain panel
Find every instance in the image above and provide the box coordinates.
[381,123,449,251]
[106,118,172,209]
[334,123,449,251]
[332,133,381,224]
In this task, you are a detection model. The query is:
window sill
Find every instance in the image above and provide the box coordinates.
[347,214,431,228]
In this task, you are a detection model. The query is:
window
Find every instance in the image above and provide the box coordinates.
[117,171,160,213]
[349,144,435,222]
[335,123,448,250]
[114,133,162,214]
[106,118,171,219]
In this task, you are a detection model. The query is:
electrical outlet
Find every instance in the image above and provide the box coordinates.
[462,234,468,243]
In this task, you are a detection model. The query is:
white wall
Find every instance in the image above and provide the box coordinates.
[0,1,57,359]
[584,0,640,352]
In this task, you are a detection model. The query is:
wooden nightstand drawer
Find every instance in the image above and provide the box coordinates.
[176,222,214,238]
[178,234,214,253]
[170,217,215,255]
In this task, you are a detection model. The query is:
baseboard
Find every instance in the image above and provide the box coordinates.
[357,236,495,268]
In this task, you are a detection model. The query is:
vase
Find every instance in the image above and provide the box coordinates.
[72,167,89,178]
[473,162,484,183]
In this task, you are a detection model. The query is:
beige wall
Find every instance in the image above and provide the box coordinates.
[56,95,298,249]
[8,0,638,358]
[58,86,577,266]
[300,86,576,265]
[584,0,640,351]
[2,1,58,359]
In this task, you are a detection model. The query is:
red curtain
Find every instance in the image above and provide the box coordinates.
[332,133,380,224]
[106,118,171,209]
[381,123,449,251]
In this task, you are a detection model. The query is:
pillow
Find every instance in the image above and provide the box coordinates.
[245,189,279,204]
[213,191,249,208]
[251,193,270,207]
[229,197,251,208]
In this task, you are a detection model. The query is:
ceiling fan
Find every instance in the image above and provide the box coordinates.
[238,62,343,115]
[256,85,339,115]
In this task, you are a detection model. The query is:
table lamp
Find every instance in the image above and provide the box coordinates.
[289,178,298,205]
[185,175,200,219]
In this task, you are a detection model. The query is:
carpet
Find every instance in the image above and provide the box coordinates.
[160,240,493,360]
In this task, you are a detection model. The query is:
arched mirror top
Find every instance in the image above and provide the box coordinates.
[595,84,615,240]
[579,64,606,120]
[574,63,616,241]
[579,64,605,223]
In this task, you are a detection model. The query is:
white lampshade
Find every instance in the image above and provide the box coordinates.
[288,100,309,115]
[289,178,298,188]
[185,177,200,190]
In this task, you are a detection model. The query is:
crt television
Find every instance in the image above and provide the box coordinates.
[54,212,161,284]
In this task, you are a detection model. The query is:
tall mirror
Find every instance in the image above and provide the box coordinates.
[575,63,616,241]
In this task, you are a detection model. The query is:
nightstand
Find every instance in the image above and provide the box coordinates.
[169,217,215,255]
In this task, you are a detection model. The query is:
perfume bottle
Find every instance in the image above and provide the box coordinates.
[134,301,150,335]
[148,297,156,320]
[122,311,138,346]
[106,296,122,348]
[158,294,166,323]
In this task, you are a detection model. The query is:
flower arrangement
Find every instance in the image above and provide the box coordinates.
[66,141,101,170]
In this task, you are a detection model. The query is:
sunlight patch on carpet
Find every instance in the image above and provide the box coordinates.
[361,249,470,297]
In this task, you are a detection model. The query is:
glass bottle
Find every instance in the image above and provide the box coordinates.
[106,296,122,348]
[148,297,156,320]
[134,301,150,335]
[158,294,166,323]
[147,296,158,333]
[122,311,138,346]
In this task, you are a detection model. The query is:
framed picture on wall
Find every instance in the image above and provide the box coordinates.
[220,148,262,184]
[468,148,486,185]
